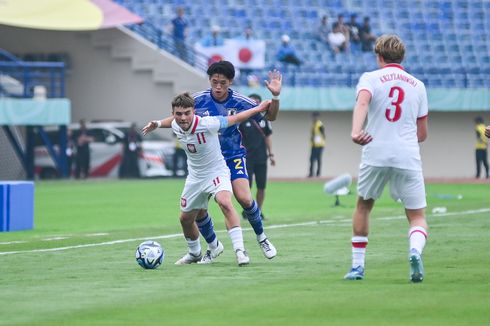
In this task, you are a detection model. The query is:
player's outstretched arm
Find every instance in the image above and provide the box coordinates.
[141,116,174,135]
[485,125,490,138]
[351,90,372,146]
[228,100,271,126]
[264,69,282,121]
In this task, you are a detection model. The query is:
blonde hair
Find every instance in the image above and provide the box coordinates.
[374,34,405,64]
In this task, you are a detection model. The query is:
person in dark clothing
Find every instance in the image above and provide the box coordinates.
[239,94,275,220]
[172,133,188,177]
[74,119,93,179]
[119,123,142,178]
[360,16,377,52]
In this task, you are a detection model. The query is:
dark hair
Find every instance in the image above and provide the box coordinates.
[475,116,484,124]
[248,93,262,103]
[172,92,194,109]
[207,60,235,79]
[312,111,320,117]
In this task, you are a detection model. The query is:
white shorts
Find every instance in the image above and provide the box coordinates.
[180,171,232,212]
[357,164,427,209]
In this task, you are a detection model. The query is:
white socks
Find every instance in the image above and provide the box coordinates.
[351,236,368,268]
[228,227,245,252]
[186,238,201,256]
[408,226,428,255]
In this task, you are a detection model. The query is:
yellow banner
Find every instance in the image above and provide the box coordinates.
[0,0,141,31]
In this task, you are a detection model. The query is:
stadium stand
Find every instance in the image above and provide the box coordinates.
[114,0,490,88]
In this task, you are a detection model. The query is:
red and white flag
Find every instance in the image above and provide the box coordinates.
[194,39,266,69]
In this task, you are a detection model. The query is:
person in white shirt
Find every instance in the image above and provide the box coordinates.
[142,93,271,266]
[344,34,429,282]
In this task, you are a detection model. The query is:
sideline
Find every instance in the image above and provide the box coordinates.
[1,208,489,256]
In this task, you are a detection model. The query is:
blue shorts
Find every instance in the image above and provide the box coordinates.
[226,156,249,181]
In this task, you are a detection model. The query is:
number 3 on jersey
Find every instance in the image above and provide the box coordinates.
[385,86,405,122]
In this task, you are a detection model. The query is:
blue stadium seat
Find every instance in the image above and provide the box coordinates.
[114,0,490,88]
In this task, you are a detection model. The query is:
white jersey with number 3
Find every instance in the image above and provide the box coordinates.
[356,63,428,171]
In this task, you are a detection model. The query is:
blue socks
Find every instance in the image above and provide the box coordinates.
[244,200,264,235]
[196,214,217,245]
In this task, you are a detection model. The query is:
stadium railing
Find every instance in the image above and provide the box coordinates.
[0,49,65,98]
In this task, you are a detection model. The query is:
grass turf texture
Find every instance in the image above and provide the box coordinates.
[1,179,489,325]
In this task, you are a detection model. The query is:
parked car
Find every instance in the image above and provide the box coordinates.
[34,121,178,179]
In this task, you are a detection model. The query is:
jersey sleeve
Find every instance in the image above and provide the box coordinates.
[356,72,373,98]
[418,84,429,118]
[202,116,223,134]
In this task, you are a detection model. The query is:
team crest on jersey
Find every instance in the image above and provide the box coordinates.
[187,144,197,153]
[181,197,187,207]
[228,108,237,116]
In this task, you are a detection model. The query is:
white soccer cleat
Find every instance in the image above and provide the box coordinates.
[198,241,224,264]
[258,238,277,259]
[344,266,365,280]
[409,249,424,283]
[174,252,202,265]
[235,249,250,266]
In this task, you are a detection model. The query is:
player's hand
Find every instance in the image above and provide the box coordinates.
[141,121,158,136]
[265,69,282,96]
[256,100,272,113]
[269,155,276,166]
[351,130,373,145]
[485,125,490,138]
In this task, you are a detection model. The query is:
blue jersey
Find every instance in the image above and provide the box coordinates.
[193,88,261,160]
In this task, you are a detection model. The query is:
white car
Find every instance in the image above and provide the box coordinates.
[34,121,179,179]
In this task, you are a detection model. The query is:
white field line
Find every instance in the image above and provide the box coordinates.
[1,208,489,256]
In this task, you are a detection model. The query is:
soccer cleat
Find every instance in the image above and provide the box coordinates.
[235,249,250,266]
[409,250,424,283]
[258,238,277,259]
[174,252,202,265]
[198,241,224,264]
[344,266,365,280]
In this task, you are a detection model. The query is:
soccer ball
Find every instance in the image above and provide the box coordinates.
[135,240,164,269]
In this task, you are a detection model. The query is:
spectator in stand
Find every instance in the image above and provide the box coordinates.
[328,22,347,54]
[317,15,332,48]
[347,13,361,52]
[239,26,254,41]
[74,119,93,179]
[276,34,301,66]
[474,117,489,179]
[333,14,350,51]
[170,7,189,61]
[119,123,142,179]
[201,25,225,47]
[360,16,377,52]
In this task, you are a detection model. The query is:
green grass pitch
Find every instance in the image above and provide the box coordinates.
[1,179,489,325]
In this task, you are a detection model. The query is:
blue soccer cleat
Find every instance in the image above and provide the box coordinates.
[409,249,424,283]
[344,266,365,280]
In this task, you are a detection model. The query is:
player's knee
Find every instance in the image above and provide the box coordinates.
[217,200,234,214]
